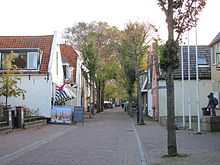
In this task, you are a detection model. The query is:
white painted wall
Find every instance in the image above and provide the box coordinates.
[75,53,83,106]
[0,32,64,118]
[48,32,64,112]
[0,75,52,118]
[48,32,64,86]
[159,80,212,117]
[147,89,153,117]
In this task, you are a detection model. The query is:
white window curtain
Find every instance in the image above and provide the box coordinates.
[67,66,73,80]
[27,52,39,69]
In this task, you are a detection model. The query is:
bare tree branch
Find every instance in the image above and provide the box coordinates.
[158,0,168,16]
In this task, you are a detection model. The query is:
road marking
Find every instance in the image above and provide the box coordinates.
[0,127,73,165]
[130,119,150,165]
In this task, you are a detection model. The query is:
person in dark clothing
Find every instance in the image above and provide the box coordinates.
[121,103,124,109]
[207,92,218,116]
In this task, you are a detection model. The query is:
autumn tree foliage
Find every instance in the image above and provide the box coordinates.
[119,22,154,123]
[0,51,26,110]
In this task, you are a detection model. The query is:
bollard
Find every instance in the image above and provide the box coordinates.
[16,106,24,128]
[8,109,13,128]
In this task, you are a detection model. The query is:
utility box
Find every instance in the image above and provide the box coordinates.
[73,106,84,123]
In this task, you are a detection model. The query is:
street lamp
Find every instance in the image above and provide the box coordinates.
[195,0,201,134]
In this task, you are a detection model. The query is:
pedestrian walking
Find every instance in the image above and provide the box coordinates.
[207,92,218,116]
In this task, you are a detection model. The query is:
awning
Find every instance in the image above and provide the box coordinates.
[63,87,76,99]
[141,75,148,93]
[55,85,76,104]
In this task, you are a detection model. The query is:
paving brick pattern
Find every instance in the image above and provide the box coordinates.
[136,119,220,165]
[0,108,140,165]
[1,108,219,165]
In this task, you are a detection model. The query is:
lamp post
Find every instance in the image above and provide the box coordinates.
[181,46,185,128]
[194,0,201,134]
[195,25,201,133]
[187,31,192,130]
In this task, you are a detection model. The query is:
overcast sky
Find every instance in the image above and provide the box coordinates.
[0,0,218,45]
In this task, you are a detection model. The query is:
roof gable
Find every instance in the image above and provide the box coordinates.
[0,35,54,73]
[60,44,78,67]
[210,32,220,46]
[60,44,78,82]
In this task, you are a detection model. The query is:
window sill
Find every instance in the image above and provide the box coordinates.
[0,69,40,73]
[198,65,209,68]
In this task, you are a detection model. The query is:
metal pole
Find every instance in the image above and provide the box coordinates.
[187,31,192,130]
[188,31,191,81]
[195,23,201,133]
[181,46,185,128]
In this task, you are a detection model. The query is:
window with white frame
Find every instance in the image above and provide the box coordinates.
[27,52,39,69]
[217,52,220,65]
[214,43,220,65]
[63,64,73,81]
[0,49,41,70]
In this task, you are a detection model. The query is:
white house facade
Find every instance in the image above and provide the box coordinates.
[0,33,64,118]
[59,44,89,111]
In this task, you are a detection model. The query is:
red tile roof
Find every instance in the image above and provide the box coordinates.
[0,35,54,74]
[60,44,78,82]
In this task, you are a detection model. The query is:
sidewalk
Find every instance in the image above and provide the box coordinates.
[136,117,220,165]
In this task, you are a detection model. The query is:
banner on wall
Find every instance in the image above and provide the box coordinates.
[51,106,74,124]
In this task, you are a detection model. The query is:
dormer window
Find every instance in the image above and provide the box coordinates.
[0,49,41,70]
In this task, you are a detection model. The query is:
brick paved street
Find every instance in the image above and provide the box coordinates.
[1,108,220,165]
[136,119,220,165]
[0,108,141,165]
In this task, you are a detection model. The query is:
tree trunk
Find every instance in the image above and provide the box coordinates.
[128,93,132,116]
[144,93,148,116]
[92,80,95,114]
[5,95,8,110]
[96,80,101,113]
[89,80,93,114]
[100,81,105,112]
[166,67,177,156]
[136,83,140,123]
[137,77,144,125]
[139,92,144,124]
[166,0,177,156]
[5,81,8,110]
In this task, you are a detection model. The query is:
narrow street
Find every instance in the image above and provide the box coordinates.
[0,108,144,165]
[2,107,220,165]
